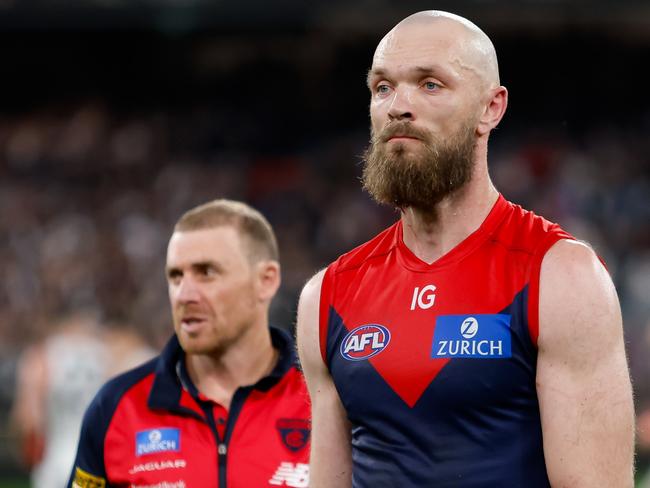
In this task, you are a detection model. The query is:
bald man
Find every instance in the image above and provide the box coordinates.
[297,10,634,488]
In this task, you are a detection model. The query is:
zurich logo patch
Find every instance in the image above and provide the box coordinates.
[460,316,479,339]
[136,428,181,456]
[431,314,512,359]
[340,324,391,361]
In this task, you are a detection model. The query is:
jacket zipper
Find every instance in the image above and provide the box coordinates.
[217,441,227,488]
[218,386,253,488]
[201,386,253,488]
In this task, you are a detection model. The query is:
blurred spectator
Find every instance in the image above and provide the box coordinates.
[9,311,155,488]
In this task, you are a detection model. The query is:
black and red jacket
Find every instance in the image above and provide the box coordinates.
[68,327,311,488]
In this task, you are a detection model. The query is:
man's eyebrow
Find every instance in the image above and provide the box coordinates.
[366,68,386,87]
[366,66,444,87]
[166,265,181,277]
[191,260,221,272]
[166,260,221,275]
[412,65,439,75]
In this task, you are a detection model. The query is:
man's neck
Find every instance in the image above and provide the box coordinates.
[400,179,499,264]
[185,325,278,410]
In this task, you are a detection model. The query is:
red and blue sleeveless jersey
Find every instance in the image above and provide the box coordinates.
[319,195,573,487]
[68,327,310,488]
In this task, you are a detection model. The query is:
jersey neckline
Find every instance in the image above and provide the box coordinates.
[395,194,510,272]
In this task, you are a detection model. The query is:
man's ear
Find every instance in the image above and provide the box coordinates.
[255,260,281,302]
[477,86,508,136]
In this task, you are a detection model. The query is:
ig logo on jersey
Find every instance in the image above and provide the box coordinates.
[340,324,391,361]
[410,284,436,310]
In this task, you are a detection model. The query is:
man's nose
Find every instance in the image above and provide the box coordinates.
[176,278,200,303]
[388,86,415,121]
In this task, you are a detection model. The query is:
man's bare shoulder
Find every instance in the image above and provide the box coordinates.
[297,268,327,373]
[300,268,326,307]
[297,268,326,338]
[538,237,622,356]
[543,238,602,272]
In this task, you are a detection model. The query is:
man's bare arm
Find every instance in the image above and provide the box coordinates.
[537,240,635,487]
[297,269,352,488]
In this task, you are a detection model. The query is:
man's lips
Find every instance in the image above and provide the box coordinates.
[180,316,207,332]
[382,130,423,143]
[181,316,204,323]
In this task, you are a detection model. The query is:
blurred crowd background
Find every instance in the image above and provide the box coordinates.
[0,0,649,486]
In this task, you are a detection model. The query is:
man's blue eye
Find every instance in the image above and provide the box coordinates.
[424,82,438,90]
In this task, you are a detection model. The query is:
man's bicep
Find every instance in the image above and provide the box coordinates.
[536,240,634,488]
[296,269,327,381]
[297,269,352,488]
[308,373,352,488]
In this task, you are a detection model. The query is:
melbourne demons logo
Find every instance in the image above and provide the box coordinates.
[340,324,391,361]
[276,418,310,452]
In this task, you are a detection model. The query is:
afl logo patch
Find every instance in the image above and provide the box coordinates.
[340,324,391,361]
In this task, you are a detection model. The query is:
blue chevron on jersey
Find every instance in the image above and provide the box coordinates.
[431,314,512,359]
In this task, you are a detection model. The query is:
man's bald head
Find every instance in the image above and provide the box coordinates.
[374,10,500,90]
[363,10,509,215]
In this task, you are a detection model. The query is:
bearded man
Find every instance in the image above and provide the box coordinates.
[297,10,634,488]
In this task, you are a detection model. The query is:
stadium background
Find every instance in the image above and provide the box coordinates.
[0,0,649,486]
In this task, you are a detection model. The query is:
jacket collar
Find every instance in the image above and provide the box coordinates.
[148,326,296,411]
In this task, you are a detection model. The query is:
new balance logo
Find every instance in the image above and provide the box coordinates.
[269,462,309,487]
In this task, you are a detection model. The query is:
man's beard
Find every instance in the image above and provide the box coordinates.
[361,120,477,214]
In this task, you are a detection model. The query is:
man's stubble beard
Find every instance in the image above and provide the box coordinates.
[361,120,478,217]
